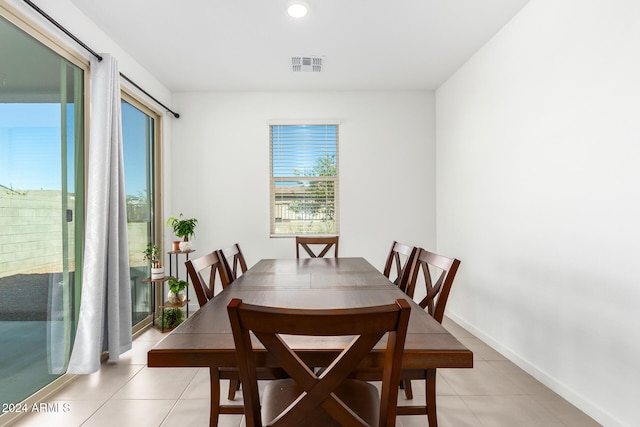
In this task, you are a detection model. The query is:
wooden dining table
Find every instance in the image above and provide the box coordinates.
[147,257,473,418]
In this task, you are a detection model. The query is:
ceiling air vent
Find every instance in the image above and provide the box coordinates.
[292,56,324,72]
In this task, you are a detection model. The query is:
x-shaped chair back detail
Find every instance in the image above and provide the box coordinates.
[405,249,460,323]
[220,243,248,282]
[295,236,339,258]
[227,298,411,427]
[185,251,231,308]
[383,241,418,293]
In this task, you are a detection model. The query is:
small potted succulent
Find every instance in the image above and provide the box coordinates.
[167,276,189,305]
[143,243,164,279]
[166,213,197,251]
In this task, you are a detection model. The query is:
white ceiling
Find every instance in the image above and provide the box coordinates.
[69,0,530,92]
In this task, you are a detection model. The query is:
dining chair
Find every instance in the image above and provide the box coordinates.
[185,251,243,424]
[397,248,461,427]
[227,297,411,427]
[185,249,288,425]
[295,235,339,258]
[219,243,248,282]
[383,241,418,293]
[217,243,249,401]
[184,251,232,308]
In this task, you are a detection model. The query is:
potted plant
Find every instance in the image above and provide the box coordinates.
[167,276,189,304]
[156,307,184,330]
[166,213,198,251]
[143,243,164,279]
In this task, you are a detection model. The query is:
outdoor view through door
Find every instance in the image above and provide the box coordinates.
[0,13,85,406]
[0,10,164,412]
[270,124,339,236]
[122,98,159,328]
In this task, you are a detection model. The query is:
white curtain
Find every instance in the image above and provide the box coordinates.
[67,54,132,374]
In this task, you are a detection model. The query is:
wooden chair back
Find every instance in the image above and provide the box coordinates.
[219,243,248,282]
[185,251,231,308]
[295,236,339,258]
[383,241,418,293]
[216,244,249,401]
[405,248,461,323]
[227,298,411,427]
[396,250,460,425]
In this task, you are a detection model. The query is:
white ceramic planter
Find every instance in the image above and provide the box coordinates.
[151,267,165,279]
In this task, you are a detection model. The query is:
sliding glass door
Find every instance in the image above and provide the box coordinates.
[121,97,160,328]
[0,13,84,405]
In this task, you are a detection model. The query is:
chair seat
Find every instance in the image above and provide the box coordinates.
[262,378,379,426]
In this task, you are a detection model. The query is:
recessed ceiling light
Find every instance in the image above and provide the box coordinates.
[287,1,309,18]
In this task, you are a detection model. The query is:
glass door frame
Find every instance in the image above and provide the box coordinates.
[121,90,164,334]
[0,3,90,425]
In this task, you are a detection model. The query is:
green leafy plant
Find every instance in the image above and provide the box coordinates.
[167,276,189,294]
[143,243,161,267]
[156,308,184,330]
[166,213,198,241]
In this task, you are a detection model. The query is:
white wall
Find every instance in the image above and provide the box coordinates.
[170,91,435,267]
[436,1,640,426]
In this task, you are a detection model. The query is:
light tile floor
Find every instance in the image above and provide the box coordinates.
[8,318,601,427]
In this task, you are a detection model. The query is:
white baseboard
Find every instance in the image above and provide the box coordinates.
[446,311,624,427]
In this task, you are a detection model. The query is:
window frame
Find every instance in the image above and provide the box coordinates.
[269,120,340,237]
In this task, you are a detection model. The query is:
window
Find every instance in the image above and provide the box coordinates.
[270,124,339,236]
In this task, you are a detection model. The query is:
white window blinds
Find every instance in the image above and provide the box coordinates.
[270,124,339,236]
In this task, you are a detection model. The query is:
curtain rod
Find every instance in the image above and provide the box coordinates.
[22,0,180,119]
